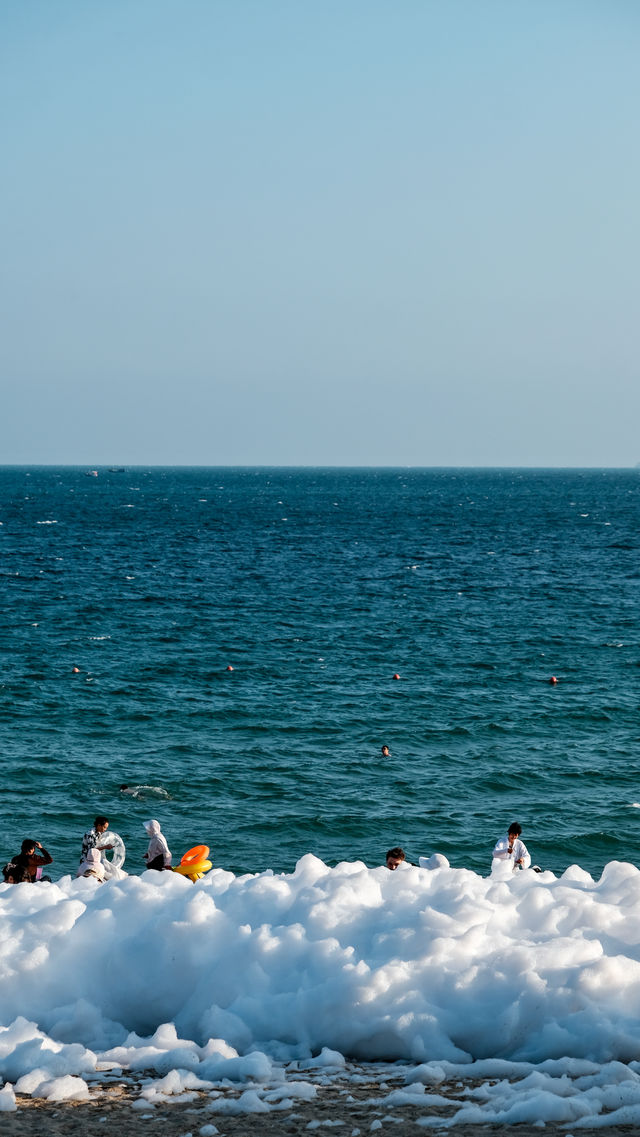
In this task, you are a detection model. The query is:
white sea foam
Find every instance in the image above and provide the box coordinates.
[2,857,640,1122]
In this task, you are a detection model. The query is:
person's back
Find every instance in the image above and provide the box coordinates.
[143,820,172,870]
[3,855,30,883]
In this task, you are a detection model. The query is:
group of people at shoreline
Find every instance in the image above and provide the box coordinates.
[3,814,537,884]
[386,822,540,874]
[2,815,172,884]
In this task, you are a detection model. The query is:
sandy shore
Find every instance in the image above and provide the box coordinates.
[3,1073,636,1136]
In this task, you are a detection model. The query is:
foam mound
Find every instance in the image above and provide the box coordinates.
[2,856,640,1120]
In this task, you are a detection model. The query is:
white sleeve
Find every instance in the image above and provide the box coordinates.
[492,837,510,860]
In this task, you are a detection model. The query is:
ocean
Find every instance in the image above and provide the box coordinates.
[2,466,639,880]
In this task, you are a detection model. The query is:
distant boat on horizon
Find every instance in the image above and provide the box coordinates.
[85,470,98,477]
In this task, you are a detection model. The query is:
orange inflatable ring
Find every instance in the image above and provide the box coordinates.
[173,859,212,877]
[181,845,210,866]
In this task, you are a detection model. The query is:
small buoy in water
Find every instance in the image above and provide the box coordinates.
[392,673,400,680]
[226,665,234,671]
[549,676,558,685]
[72,667,80,673]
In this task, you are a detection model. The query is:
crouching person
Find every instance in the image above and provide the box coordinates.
[76,848,106,882]
[3,839,53,883]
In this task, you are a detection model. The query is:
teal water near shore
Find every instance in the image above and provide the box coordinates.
[1,467,639,878]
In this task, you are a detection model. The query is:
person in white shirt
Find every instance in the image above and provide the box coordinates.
[492,822,531,871]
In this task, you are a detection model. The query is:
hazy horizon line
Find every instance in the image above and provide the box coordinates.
[2,464,638,472]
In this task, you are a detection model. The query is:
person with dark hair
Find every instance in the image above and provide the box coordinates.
[492,822,531,870]
[80,816,113,862]
[3,839,53,883]
[386,847,406,870]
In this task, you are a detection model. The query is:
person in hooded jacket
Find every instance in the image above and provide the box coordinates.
[76,847,106,881]
[143,819,172,870]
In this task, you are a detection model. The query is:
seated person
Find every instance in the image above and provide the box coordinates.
[386,846,406,871]
[76,848,106,882]
[492,822,531,870]
[3,839,53,883]
[143,819,172,870]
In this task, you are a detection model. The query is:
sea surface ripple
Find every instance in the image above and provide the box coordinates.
[1,466,639,879]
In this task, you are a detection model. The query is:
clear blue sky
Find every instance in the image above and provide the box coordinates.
[2,0,639,466]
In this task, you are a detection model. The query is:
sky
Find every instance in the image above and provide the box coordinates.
[2,0,639,467]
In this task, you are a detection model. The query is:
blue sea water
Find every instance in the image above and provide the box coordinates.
[1,467,639,880]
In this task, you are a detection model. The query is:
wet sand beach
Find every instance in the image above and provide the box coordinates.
[4,1071,635,1136]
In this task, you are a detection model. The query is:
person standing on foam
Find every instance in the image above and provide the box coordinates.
[492,822,531,871]
[80,815,113,862]
[143,819,172,870]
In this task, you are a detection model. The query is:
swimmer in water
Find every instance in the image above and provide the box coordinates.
[119,784,171,799]
[381,745,391,758]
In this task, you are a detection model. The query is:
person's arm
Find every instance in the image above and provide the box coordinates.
[492,837,510,860]
[33,842,53,866]
[514,840,531,869]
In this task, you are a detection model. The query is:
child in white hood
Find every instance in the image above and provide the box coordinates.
[143,819,172,871]
[76,847,106,882]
